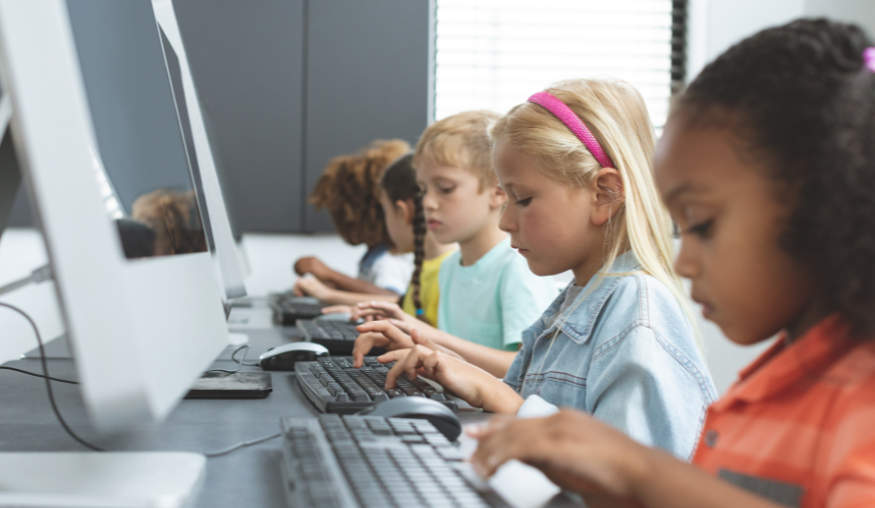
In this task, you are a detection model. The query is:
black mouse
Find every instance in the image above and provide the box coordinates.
[259,342,328,371]
[357,397,462,441]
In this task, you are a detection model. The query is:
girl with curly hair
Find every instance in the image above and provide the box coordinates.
[470,19,875,508]
[293,139,415,302]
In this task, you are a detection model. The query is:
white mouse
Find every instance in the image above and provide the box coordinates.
[259,342,328,371]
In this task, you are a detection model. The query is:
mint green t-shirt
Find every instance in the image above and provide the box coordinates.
[437,237,558,351]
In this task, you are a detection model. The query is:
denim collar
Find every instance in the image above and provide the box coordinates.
[540,250,642,344]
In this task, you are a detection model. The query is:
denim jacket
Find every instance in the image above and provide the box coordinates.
[504,251,717,460]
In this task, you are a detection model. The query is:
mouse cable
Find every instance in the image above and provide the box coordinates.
[2,303,282,459]
[203,432,282,458]
[0,301,104,452]
[0,365,79,384]
[230,343,259,367]
[204,344,251,375]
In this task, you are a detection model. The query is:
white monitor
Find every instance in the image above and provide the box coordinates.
[0,0,230,429]
[152,0,247,302]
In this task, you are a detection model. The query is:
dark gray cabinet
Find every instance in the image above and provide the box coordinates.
[5,0,435,236]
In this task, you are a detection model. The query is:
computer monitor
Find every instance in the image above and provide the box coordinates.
[152,0,247,302]
[0,93,17,245]
[0,0,229,428]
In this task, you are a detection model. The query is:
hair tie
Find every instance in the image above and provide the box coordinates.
[415,308,424,316]
[864,47,875,72]
[527,91,614,168]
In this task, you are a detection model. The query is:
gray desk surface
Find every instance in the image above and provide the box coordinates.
[0,308,581,508]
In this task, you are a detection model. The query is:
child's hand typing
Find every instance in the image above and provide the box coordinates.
[352,320,416,367]
[468,410,648,499]
[351,301,416,325]
[380,331,524,414]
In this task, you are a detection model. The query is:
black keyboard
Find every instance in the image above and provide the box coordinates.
[270,295,326,325]
[296,357,458,414]
[297,319,385,355]
[280,414,510,508]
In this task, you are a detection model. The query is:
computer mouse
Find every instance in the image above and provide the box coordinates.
[356,397,462,441]
[259,342,328,371]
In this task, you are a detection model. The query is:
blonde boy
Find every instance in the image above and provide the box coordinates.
[401,110,556,375]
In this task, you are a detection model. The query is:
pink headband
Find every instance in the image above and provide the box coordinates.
[864,47,875,71]
[527,91,614,168]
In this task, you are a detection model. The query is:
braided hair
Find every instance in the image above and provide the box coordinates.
[379,154,427,319]
[676,18,875,336]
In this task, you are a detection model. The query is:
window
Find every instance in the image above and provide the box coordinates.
[434,0,686,128]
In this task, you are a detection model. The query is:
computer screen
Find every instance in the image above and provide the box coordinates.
[66,0,207,260]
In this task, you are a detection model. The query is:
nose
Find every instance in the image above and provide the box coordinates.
[673,236,700,280]
[498,202,516,233]
[422,187,438,211]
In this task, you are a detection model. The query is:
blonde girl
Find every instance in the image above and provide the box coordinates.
[371,78,716,460]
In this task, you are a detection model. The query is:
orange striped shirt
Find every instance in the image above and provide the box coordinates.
[693,316,875,508]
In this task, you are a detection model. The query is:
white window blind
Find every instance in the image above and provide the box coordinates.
[434,0,681,128]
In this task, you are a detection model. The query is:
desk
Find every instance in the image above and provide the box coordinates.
[0,305,581,508]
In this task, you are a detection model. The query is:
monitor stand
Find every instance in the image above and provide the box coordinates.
[0,452,205,507]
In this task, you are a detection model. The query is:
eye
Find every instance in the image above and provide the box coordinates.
[515,197,532,207]
[439,185,455,195]
[684,219,713,239]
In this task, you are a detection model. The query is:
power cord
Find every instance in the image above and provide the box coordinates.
[0,302,281,458]
[0,302,104,451]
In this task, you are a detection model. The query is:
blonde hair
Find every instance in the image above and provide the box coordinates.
[413,110,502,189]
[490,78,700,347]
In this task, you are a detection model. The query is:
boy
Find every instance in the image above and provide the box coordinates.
[355,110,556,376]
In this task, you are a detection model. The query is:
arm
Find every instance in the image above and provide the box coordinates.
[294,278,399,305]
[294,256,398,296]
[380,340,525,414]
[469,411,785,508]
[353,302,518,377]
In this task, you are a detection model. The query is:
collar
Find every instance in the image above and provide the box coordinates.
[711,314,854,411]
[544,250,642,344]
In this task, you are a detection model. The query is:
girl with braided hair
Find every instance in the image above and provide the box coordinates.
[293,139,416,302]
[318,154,456,322]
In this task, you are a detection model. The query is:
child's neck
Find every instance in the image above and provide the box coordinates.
[423,232,456,261]
[458,226,507,267]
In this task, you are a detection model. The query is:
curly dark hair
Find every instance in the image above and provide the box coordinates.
[309,139,410,247]
[676,18,875,336]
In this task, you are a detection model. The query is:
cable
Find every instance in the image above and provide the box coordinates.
[204,344,251,375]
[203,432,281,458]
[0,366,79,384]
[0,302,104,451]
[1,303,277,459]
[0,265,52,298]
[231,343,259,367]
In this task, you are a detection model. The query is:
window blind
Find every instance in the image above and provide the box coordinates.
[434,0,686,129]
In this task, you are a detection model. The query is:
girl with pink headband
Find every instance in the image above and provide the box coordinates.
[360,77,715,461]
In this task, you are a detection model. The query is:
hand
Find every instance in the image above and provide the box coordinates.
[293,277,334,301]
[293,256,330,279]
[468,410,651,501]
[321,305,353,315]
[352,320,415,367]
[350,301,413,324]
[380,331,522,413]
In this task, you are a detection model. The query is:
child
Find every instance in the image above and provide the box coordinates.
[469,19,875,508]
[293,139,414,302]
[353,110,558,377]
[367,78,716,461]
[319,154,457,322]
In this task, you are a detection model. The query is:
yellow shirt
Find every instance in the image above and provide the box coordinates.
[401,250,453,326]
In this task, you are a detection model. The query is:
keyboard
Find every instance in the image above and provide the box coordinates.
[280,414,510,508]
[269,294,326,325]
[296,357,458,414]
[297,319,385,355]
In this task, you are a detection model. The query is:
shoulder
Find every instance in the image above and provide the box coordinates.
[604,273,690,332]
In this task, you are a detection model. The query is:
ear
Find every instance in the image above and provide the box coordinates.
[590,168,624,227]
[489,180,508,209]
[395,199,415,226]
